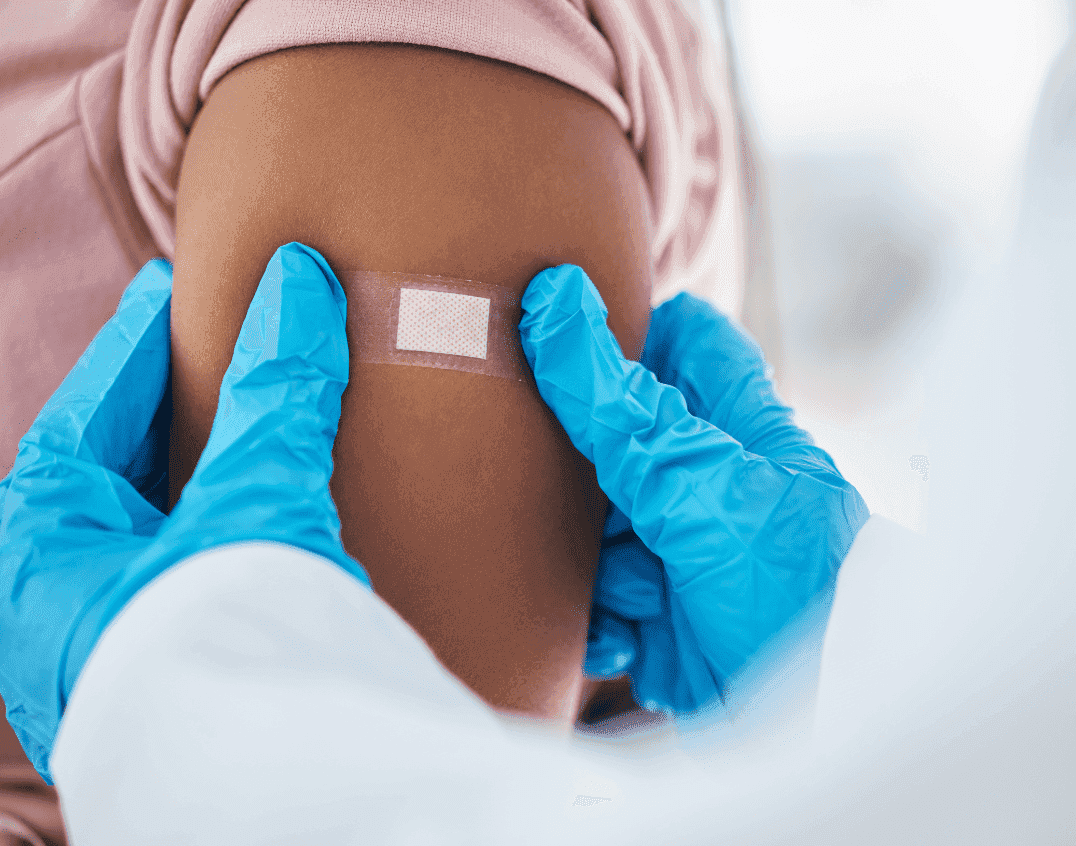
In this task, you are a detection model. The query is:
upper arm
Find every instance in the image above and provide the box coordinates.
[171,42,653,398]
[168,42,655,722]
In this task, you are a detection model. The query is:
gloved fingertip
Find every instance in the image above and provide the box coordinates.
[274,242,348,326]
[188,241,351,522]
[584,609,638,678]
[640,698,673,717]
[583,647,635,680]
[519,264,609,329]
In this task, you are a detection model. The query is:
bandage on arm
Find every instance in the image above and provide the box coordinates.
[167,43,654,726]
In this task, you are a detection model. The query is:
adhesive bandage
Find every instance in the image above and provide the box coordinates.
[337,270,530,382]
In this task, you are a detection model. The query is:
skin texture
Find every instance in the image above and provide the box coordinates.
[167,42,654,728]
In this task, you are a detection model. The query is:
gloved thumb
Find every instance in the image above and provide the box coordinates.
[163,242,364,583]
[519,263,669,528]
[583,607,638,679]
[192,240,347,489]
[518,264,635,464]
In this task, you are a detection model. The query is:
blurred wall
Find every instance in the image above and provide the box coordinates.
[718,0,1068,531]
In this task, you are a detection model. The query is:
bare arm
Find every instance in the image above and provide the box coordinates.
[167,42,655,725]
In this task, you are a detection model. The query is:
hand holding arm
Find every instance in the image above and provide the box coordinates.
[0,243,368,784]
[519,264,870,714]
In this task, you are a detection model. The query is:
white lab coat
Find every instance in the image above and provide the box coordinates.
[47,514,917,846]
[48,540,618,845]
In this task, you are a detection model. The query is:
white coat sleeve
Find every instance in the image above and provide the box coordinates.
[48,541,589,845]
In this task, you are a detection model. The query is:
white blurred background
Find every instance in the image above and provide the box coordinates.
[720,0,1070,533]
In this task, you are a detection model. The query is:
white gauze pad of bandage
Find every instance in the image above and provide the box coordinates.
[338,270,530,382]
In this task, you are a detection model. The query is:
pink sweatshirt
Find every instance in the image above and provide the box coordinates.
[2,2,745,837]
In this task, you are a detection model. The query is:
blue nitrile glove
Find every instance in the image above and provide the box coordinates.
[0,242,370,785]
[518,264,870,715]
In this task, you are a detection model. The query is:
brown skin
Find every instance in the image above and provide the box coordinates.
[0,701,68,843]
[167,42,654,728]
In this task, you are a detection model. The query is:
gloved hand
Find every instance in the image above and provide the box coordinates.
[0,242,369,785]
[519,264,870,716]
